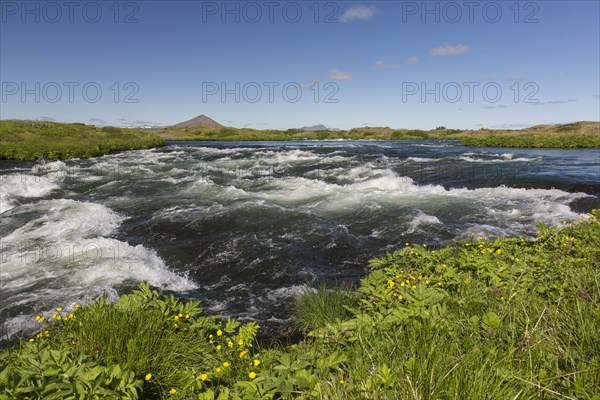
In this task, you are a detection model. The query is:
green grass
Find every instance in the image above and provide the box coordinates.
[293,284,357,334]
[1,120,598,158]
[3,210,599,399]
[460,134,600,148]
[0,120,164,160]
[157,121,599,149]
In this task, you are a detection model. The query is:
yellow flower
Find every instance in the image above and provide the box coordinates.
[339,379,345,384]
[217,329,223,336]
[209,334,213,339]
[173,315,180,321]
[178,313,182,318]
[253,359,261,367]
[238,339,244,346]
[215,367,221,373]
[67,313,73,319]
[228,341,233,348]
[52,314,57,319]
[249,372,256,379]
[56,315,62,320]
[223,362,229,368]
[239,350,248,358]
[169,388,176,395]
[496,249,502,255]
[75,304,81,309]
[386,279,395,289]
[397,295,403,300]
[145,373,152,381]
[185,314,190,319]
[216,345,222,351]
[56,307,62,312]
[201,373,208,381]
[28,338,34,343]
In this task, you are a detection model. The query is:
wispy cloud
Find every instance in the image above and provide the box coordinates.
[430,43,471,57]
[88,118,107,125]
[37,116,56,121]
[375,60,401,69]
[329,68,352,81]
[375,56,419,69]
[506,76,526,82]
[340,5,378,22]
[547,99,577,104]
[481,105,510,109]
[244,122,270,128]
[491,123,535,129]
[528,99,577,106]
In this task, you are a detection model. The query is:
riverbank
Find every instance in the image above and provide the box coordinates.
[1,120,598,160]
[157,121,600,149]
[0,120,164,160]
[2,210,598,399]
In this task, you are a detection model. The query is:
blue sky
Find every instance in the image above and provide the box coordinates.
[1,0,599,130]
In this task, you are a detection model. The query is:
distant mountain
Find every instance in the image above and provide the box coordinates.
[300,124,339,131]
[173,114,222,128]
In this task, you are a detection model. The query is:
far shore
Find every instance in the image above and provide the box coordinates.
[1,120,598,161]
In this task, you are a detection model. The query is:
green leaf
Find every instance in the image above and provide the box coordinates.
[481,312,502,330]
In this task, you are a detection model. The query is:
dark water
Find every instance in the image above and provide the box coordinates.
[1,140,599,336]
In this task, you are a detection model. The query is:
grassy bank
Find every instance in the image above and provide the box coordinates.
[157,121,599,149]
[2,211,599,399]
[459,122,600,149]
[0,120,164,160]
[1,120,598,160]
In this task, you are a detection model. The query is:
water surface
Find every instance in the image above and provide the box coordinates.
[1,140,599,336]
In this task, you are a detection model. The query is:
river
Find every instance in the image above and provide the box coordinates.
[1,140,599,337]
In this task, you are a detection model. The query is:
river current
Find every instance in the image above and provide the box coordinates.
[1,140,599,337]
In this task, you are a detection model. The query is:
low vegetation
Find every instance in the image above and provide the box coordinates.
[0,120,597,160]
[2,210,599,399]
[155,121,600,148]
[0,120,164,160]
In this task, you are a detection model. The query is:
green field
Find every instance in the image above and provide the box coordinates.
[1,120,598,161]
[157,121,600,149]
[0,120,164,160]
[2,211,599,399]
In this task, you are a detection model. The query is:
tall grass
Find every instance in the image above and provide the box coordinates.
[293,284,357,333]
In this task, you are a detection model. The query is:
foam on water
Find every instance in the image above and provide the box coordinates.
[0,167,63,213]
[1,199,196,337]
[2,142,596,338]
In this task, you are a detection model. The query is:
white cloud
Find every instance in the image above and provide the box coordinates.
[375,60,401,69]
[375,56,419,69]
[491,123,535,129]
[340,5,378,22]
[405,55,420,65]
[481,105,510,109]
[430,43,471,57]
[329,68,352,81]
[547,99,577,104]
